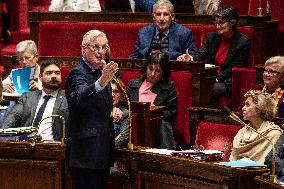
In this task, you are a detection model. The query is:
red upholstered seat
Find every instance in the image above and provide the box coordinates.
[60,66,72,89]
[195,121,241,161]
[184,25,203,49]
[232,67,257,112]
[38,22,147,58]
[170,71,192,144]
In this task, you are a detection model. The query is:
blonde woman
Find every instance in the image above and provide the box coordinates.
[230,90,283,163]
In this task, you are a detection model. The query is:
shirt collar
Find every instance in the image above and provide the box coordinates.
[155,27,169,37]
[41,89,58,98]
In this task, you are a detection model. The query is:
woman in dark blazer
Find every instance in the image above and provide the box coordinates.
[126,52,177,149]
[195,6,250,107]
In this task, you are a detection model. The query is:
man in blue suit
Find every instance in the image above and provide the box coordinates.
[130,0,198,61]
[65,30,119,189]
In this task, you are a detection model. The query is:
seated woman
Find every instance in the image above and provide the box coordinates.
[126,52,177,149]
[180,6,250,107]
[3,40,42,93]
[230,90,283,163]
[262,56,284,117]
[111,79,130,148]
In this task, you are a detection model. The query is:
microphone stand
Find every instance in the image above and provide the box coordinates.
[29,115,66,150]
[112,76,134,150]
[228,112,276,181]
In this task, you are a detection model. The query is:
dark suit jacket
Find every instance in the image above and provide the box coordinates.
[130,22,198,60]
[126,77,177,124]
[65,58,114,170]
[195,32,250,84]
[277,93,284,118]
[265,133,284,179]
[2,89,68,141]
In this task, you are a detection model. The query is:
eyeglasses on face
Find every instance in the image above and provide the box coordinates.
[17,55,34,62]
[86,44,108,52]
[264,68,281,76]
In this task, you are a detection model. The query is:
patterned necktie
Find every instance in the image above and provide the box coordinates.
[33,95,52,127]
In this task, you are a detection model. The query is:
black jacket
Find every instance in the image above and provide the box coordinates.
[195,31,250,84]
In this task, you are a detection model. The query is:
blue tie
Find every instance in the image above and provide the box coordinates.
[33,95,52,127]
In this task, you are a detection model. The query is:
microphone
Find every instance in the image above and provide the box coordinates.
[29,115,66,151]
[112,76,134,150]
[222,106,276,181]
[105,48,134,150]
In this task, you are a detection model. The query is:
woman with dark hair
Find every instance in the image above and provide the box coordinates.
[126,52,177,149]
[181,6,250,107]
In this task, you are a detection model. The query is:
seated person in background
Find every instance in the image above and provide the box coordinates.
[265,133,284,179]
[3,40,42,93]
[130,0,198,60]
[230,90,282,163]
[193,0,220,14]
[126,52,177,149]
[135,0,157,12]
[262,56,284,118]
[2,59,68,142]
[49,0,101,12]
[111,79,130,148]
[179,6,250,107]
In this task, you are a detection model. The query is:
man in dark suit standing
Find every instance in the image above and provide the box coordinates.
[130,0,197,60]
[65,29,119,189]
[2,59,68,142]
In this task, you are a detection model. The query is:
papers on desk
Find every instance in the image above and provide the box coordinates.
[2,91,21,97]
[141,148,175,155]
[205,64,216,68]
[11,66,35,95]
[0,126,35,136]
[215,157,266,167]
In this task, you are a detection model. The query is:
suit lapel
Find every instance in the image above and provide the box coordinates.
[168,23,176,55]
[211,35,221,63]
[30,90,43,121]
[52,89,63,115]
[223,33,239,67]
[145,24,156,53]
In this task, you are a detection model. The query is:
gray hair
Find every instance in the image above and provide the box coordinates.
[264,56,284,76]
[245,90,277,121]
[153,0,174,13]
[15,40,37,55]
[81,30,107,46]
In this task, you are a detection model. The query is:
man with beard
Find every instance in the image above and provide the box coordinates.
[130,0,197,60]
[1,59,68,142]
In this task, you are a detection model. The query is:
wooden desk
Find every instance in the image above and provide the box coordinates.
[113,148,269,189]
[255,176,284,189]
[0,141,70,189]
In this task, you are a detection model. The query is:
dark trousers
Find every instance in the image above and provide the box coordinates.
[70,167,110,189]
[211,82,231,107]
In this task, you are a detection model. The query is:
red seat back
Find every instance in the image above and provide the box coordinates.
[195,121,241,161]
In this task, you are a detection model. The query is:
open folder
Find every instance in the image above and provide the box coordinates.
[11,66,35,95]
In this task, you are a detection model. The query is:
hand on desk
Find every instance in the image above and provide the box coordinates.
[177,49,193,62]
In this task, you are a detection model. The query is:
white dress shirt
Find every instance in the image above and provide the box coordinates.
[33,90,59,141]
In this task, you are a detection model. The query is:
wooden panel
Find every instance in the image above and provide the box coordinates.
[0,159,61,189]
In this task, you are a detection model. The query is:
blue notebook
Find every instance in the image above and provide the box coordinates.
[11,66,35,95]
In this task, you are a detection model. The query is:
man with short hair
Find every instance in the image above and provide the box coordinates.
[65,29,119,189]
[2,59,68,141]
[130,0,197,60]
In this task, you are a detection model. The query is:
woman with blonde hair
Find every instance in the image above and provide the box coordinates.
[230,90,283,163]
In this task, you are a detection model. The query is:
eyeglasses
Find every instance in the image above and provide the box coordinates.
[264,68,281,76]
[86,44,108,52]
[17,55,34,62]
[214,21,228,27]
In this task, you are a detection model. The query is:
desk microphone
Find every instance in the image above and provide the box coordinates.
[29,115,66,151]
[221,106,276,181]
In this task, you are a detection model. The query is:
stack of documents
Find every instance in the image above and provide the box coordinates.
[0,126,35,141]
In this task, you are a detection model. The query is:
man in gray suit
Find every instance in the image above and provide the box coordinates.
[2,59,68,142]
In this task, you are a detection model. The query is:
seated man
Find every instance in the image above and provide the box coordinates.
[3,40,42,93]
[130,0,197,60]
[2,59,68,142]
